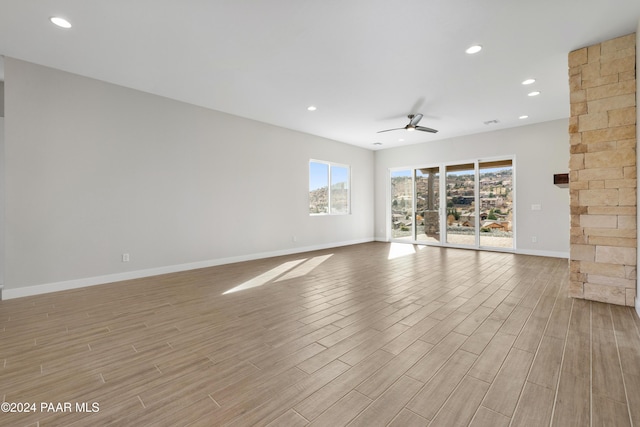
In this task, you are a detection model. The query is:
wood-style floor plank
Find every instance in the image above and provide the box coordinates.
[510,381,555,426]
[0,242,638,426]
[307,390,371,427]
[428,375,490,427]
[348,375,423,427]
[480,347,534,417]
[406,349,477,420]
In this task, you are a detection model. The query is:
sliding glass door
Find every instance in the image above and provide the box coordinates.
[445,163,476,246]
[479,160,513,248]
[389,158,514,251]
[390,170,413,240]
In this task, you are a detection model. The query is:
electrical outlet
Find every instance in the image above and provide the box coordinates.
[292,235,297,242]
[531,236,537,243]
[122,253,130,262]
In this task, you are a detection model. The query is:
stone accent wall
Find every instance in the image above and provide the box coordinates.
[568,33,637,306]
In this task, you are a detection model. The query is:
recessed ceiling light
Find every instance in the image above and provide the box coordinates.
[398,138,405,142]
[483,119,499,125]
[522,78,536,85]
[373,142,383,146]
[519,115,529,119]
[50,16,72,29]
[465,45,482,54]
[307,105,317,111]
[527,91,541,97]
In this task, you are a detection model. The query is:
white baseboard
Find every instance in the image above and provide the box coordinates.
[514,249,570,259]
[375,237,569,260]
[636,296,640,318]
[1,238,374,300]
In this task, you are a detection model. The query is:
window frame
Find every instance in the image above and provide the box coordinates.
[309,159,351,216]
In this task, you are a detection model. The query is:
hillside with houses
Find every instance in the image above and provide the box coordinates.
[391,167,513,246]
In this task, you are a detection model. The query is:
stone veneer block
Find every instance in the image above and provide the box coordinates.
[584,283,626,305]
[568,33,637,307]
[569,154,585,170]
[618,138,637,150]
[579,189,619,206]
[571,244,595,261]
[595,245,637,265]
[578,168,624,181]
[582,74,619,88]
[625,265,637,279]
[600,55,636,75]
[586,81,636,100]
[587,274,636,288]
[586,94,636,114]
[569,48,588,67]
[619,187,637,206]
[584,148,635,169]
[581,124,636,143]
[626,288,637,306]
[579,261,627,278]
[617,215,637,229]
[587,141,617,153]
[578,111,608,131]
[579,214,617,228]
[604,179,637,189]
[623,166,636,178]
[569,281,585,298]
[600,33,636,52]
[588,236,636,248]
[588,206,636,215]
[583,227,636,238]
[608,106,637,127]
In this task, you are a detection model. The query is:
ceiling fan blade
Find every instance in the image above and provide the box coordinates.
[377,128,405,133]
[416,126,438,133]
[409,113,423,127]
[410,97,426,116]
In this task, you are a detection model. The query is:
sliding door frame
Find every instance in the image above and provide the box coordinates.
[388,156,516,252]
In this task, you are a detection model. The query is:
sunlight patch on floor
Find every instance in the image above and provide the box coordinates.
[388,242,417,260]
[223,259,307,294]
[223,254,333,294]
[276,254,333,282]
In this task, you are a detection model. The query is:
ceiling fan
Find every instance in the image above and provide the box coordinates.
[377,114,438,134]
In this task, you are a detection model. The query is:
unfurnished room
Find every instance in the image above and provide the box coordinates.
[1,1,640,426]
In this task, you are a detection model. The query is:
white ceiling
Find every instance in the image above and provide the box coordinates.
[0,1,639,150]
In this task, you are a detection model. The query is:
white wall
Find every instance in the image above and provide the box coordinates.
[3,58,374,297]
[374,119,570,257]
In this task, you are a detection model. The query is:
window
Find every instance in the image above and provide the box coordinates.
[309,160,350,215]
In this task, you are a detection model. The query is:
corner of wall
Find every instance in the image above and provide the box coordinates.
[0,81,4,118]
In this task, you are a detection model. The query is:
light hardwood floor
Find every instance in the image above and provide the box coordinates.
[1,242,639,426]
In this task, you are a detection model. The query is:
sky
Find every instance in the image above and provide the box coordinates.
[309,162,349,191]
